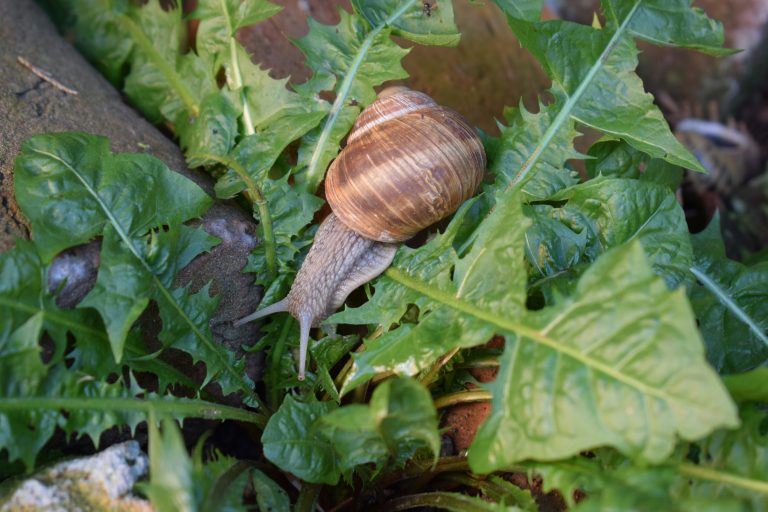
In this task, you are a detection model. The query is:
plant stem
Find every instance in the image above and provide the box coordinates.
[690,266,768,347]
[267,316,294,409]
[433,390,491,410]
[381,492,500,511]
[117,15,199,117]
[295,483,322,512]
[302,0,418,192]
[419,347,461,387]
[0,397,268,429]
[190,152,277,281]
[678,463,768,495]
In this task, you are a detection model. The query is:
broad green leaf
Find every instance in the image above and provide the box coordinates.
[525,178,692,290]
[602,0,735,56]
[293,7,410,190]
[57,0,134,84]
[469,242,738,471]
[506,6,713,174]
[337,193,528,393]
[13,133,256,401]
[689,216,768,373]
[319,377,440,474]
[179,91,239,164]
[262,396,339,484]
[352,0,460,46]
[122,0,191,123]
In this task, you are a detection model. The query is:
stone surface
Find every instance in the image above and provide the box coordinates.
[0,0,264,382]
[0,442,152,512]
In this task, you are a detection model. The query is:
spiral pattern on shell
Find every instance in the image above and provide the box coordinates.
[325,88,486,243]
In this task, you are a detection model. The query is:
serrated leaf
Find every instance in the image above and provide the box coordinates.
[293,7,411,190]
[192,0,282,61]
[602,0,735,56]
[262,396,339,484]
[469,241,738,472]
[491,103,581,200]
[505,3,719,174]
[13,133,256,400]
[319,377,440,474]
[179,91,239,164]
[352,0,461,46]
[337,193,528,393]
[689,216,768,373]
[525,178,692,290]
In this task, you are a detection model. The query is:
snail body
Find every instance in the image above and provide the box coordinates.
[235,88,486,380]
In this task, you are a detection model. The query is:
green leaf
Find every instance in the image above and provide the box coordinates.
[469,241,738,472]
[319,377,440,474]
[491,104,581,201]
[192,0,282,60]
[505,3,717,175]
[293,6,411,190]
[262,396,339,484]
[525,178,692,290]
[586,137,683,190]
[689,216,768,373]
[337,193,528,393]
[352,0,461,46]
[145,419,195,512]
[535,458,745,512]
[179,91,239,164]
[684,405,768,508]
[13,133,256,400]
[251,469,290,512]
[602,0,735,56]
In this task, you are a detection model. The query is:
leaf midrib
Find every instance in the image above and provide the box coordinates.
[303,0,418,191]
[509,0,643,189]
[31,148,253,397]
[386,267,668,401]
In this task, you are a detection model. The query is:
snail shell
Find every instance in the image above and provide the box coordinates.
[235,87,486,380]
[325,88,486,242]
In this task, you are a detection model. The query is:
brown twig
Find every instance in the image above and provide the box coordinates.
[17,56,79,95]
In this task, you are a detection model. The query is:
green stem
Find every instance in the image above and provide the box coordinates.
[508,0,642,189]
[267,316,294,409]
[117,14,199,117]
[678,463,768,495]
[382,492,501,512]
[419,346,461,387]
[296,483,322,512]
[190,152,277,281]
[433,390,491,410]
[302,0,418,192]
[690,266,768,347]
[0,397,268,429]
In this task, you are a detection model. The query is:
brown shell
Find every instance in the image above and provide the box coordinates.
[325,88,486,243]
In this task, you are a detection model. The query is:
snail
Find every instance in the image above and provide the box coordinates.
[234,87,486,380]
